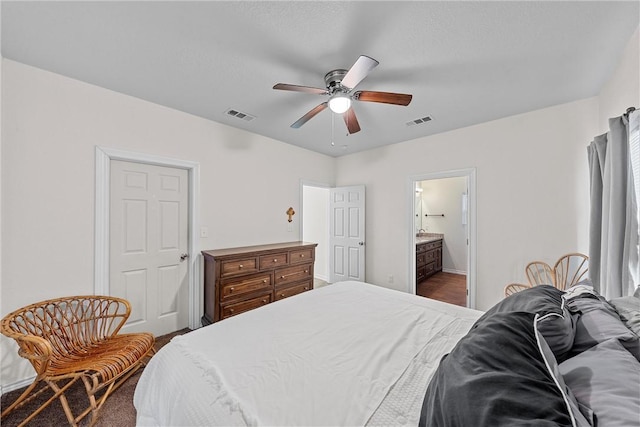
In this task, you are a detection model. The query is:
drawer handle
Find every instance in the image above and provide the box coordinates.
[280,293,286,297]
[230,287,234,292]
[273,259,278,262]
[304,287,308,290]
[229,308,234,313]
[239,264,244,268]
[300,254,305,258]
[262,279,267,283]
[261,299,267,304]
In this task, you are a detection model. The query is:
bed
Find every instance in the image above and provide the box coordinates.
[134,281,482,426]
[134,280,640,427]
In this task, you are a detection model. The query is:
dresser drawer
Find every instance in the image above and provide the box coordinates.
[424,261,436,276]
[417,252,427,267]
[275,279,313,300]
[220,273,272,301]
[259,252,289,270]
[424,240,442,250]
[425,249,437,263]
[275,263,312,286]
[220,257,258,277]
[416,243,427,253]
[221,292,272,319]
[417,265,427,283]
[290,248,314,265]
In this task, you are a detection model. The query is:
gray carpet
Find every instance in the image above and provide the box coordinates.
[1,328,189,427]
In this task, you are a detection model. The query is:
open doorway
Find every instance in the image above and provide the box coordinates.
[301,183,330,288]
[408,169,477,309]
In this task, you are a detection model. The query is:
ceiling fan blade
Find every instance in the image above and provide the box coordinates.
[273,83,328,95]
[291,102,328,128]
[341,55,379,89]
[343,107,361,134]
[354,90,412,106]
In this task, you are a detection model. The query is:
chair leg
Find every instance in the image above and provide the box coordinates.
[47,378,82,427]
[2,377,80,427]
[75,360,146,427]
[0,378,43,418]
[3,346,157,426]
[77,376,116,427]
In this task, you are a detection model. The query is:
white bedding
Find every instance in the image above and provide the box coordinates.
[134,281,482,426]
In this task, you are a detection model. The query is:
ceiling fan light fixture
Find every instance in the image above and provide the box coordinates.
[328,94,351,114]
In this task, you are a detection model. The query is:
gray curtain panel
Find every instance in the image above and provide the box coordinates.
[587,114,639,298]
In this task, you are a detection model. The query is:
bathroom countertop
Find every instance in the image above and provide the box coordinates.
[416,233,444,244]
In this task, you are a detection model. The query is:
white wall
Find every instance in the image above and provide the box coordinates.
[0,59,335,389]
[420,177,468,274]
[336,97,598,311]
[302,185,329,281]
[598,27,639,131]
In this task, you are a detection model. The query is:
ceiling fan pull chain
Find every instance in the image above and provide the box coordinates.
[331,112,335,146]
[345,110,349,136]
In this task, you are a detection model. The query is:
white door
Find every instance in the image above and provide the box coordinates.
[329,185,365,283]
[110,160,189,336]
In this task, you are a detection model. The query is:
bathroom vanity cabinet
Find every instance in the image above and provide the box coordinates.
[416,238,442,283]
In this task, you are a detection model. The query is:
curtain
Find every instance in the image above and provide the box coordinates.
[588,112,639,298]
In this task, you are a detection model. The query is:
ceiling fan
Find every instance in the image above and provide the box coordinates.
[273,55,412,134]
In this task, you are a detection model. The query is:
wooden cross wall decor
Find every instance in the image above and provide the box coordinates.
[286,207,295,222]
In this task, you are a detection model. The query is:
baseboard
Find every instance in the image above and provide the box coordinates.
[1,375,36,395]
[443,268,467,276]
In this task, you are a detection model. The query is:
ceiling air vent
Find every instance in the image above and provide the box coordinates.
[406,115,432,127]
[225,109,256,122]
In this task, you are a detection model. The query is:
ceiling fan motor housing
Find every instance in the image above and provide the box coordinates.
[324,69,349,93]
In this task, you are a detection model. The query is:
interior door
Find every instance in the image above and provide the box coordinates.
[329,185,365,283]
[110,160,189,336]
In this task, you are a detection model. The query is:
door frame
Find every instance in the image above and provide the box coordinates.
[408,168,477,309]
[94,146,201,330]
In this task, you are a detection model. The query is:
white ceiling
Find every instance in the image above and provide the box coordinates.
[2,1,638,157]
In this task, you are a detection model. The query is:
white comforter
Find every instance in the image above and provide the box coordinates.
[134,281,482,426]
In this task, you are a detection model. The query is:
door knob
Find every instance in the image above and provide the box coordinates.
[358,242,365,246]
[180,253,189,261]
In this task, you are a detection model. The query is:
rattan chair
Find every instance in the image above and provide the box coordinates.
[0,295,155,426]
[525,261,555,287]
[524,253,589,291]
[504,283,532,297]
[553,253,589,290]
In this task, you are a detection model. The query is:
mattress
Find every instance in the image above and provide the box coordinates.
[134,281,482,426]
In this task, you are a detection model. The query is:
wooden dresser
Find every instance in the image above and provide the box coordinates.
[416,238,443,283]
[202,241,317,324]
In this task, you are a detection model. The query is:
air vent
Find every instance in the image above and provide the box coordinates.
[225,109,256,122]
[406,115,432,127]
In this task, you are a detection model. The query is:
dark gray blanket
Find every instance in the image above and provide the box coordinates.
[419,311,573,427]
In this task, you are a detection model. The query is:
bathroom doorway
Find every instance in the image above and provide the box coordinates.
[408,169,477,309]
